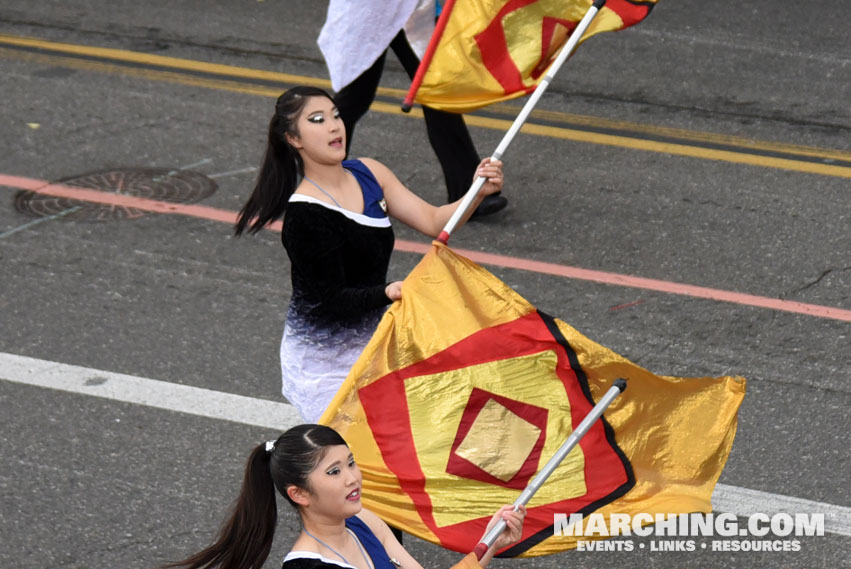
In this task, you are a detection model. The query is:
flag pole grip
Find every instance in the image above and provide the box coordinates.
[472,378,626,560]
[437,0,606,243]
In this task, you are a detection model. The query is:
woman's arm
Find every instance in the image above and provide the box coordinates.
[358,505,524,569]
[359,157,503,239]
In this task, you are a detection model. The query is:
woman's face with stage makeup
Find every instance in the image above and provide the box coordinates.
[287,96,346,165]
[302,444,363,518]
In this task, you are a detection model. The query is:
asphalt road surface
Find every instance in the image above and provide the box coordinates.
[1,1,849,568]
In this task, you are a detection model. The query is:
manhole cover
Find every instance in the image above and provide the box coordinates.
[14,167,218,222]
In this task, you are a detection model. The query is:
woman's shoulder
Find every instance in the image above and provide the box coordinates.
[346,158,389,182]
[352,509,391,539]
[345,157,380,171]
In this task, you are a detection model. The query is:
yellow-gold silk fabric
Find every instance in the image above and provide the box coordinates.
[415,0,659,113]
[320,242,745,556]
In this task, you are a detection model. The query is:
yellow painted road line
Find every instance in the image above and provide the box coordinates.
[2,33,849,178]
[370,101,851,178]
[506,106,851,163]
[0,47,287,98]
[0,33,334,89]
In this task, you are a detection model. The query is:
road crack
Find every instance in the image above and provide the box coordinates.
[782,266,851,298]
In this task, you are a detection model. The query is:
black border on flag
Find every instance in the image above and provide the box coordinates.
[496,311,636,557]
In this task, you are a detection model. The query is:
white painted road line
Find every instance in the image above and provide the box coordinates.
[0,351,301,432]
[2,351,849,537]
[713,484,851,538]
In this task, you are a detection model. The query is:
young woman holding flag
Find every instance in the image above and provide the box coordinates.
[233,87,503,423]
[166,424,525,569]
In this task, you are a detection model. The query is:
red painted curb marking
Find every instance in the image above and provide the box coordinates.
[3,174,850,322]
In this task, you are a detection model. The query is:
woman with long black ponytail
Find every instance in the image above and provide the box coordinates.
[166,424,525,569]
[233,90,314,237]
[234,87,505,423]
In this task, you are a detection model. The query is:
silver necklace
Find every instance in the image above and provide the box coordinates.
[302,526,375,569]
[303,175,343,208]
[347,528,375,569]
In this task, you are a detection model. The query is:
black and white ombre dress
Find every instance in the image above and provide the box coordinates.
[280,159,394,422]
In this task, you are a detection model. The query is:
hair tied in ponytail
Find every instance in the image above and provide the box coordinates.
[233,85,335,236]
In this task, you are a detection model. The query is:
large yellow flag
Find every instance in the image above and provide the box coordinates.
[414,0,658,112]
[320,242,745,557]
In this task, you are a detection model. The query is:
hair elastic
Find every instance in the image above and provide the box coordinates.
[265,440,276,454]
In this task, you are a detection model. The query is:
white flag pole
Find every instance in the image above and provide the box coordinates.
[438,0,607,244]
[472,378,627,559]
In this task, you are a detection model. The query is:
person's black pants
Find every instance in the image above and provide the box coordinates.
[390,525,404,544]
[334,30,481,202]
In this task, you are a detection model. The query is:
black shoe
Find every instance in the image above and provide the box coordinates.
[471,193,508,219]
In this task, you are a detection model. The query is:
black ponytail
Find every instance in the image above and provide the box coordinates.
[164,445,277,569]
[165,425,348,569]
[234,86,335,236]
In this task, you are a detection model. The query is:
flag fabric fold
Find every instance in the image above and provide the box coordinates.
[412,0,659,113]
[320,242,745,557]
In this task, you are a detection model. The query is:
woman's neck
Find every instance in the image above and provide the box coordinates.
[302,161,349,189]
[300,512,349,550]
